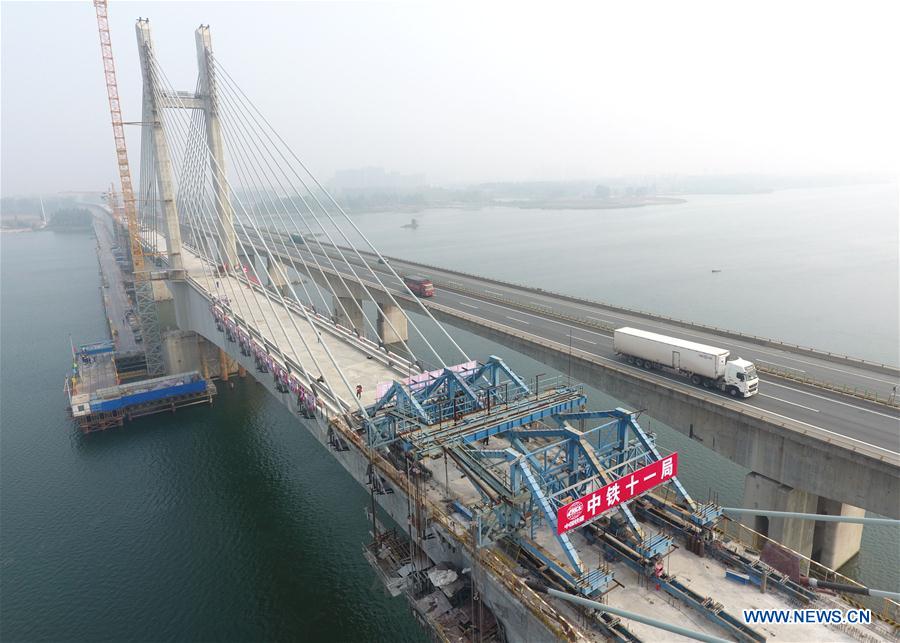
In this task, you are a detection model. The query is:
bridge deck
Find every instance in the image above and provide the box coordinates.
[93,215,140,353]
[256,233,898,458]
[172,238,405,408]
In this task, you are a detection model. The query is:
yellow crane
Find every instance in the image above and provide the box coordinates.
[92,0,164,375]
[93,0,144,273]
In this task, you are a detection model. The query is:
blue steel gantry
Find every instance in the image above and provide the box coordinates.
[362,357,723,598]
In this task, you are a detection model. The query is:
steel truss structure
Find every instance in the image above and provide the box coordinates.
[367,366,723,597]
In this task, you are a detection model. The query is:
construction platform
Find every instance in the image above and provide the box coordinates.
[65,339,215,433]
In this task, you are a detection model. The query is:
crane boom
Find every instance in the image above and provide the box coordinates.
[93,0,143,272]
[92,0,165,376]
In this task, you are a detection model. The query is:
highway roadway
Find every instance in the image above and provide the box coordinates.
[236,229,900,456]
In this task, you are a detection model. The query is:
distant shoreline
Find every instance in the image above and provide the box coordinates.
[350,197,688,215]
[507,196,687,210]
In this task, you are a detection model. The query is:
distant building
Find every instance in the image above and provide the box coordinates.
[329,167,426,191]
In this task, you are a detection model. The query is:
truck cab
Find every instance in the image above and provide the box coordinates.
[724,358,759,397]
[403,275,434,297]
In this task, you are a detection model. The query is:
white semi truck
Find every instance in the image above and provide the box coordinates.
[613,327,759,398]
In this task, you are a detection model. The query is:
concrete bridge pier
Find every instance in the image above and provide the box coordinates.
[742,472,864,571]
[237,247,254,271]
[377,303,408,350]
[266,256,290,297]
[161,329,238,378]
[812,498,865,570]
[742,472,817,572]
[335,297,364,333]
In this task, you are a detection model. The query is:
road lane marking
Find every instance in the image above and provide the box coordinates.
[588,316,617,325]
[558,302,897,386]
[571,336,597,346]
[291,242,896,389]
[760,394,819,412]
[752,351,897,385]
[561,344,899,457]
[764,380,900,419]
[506,316,530,325]
[756,359,806,373]
[453,292,612,339]
[460,302,479,309]
[733,402,897,455]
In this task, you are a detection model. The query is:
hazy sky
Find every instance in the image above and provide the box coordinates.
[2,1,898,195]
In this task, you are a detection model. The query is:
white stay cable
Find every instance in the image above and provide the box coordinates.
[171,95,282,355]
[210,68,425,366]
[213,56,470,365]
[212,57,461,368]
[148,63,331,394]
[208,81,381,348]
[147,52,372,418]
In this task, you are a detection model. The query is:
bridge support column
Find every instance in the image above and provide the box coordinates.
[377,303,408,348]
[335,297,364,333]
[238,246,254,269]
[266,256,290,297]
[812,499,864,570]
[742,472,817,571]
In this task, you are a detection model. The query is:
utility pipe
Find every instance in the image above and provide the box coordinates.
[803,578,900,601]
[525,581,730,643]
[722,508,899,527]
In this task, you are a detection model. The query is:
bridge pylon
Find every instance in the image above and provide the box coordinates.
[135,18,184,274]
[195,25,238,272]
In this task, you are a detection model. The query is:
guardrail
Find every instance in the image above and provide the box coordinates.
[120,216,900,376]
[258,238,900,410]
[427,278,900,410]
[351,248,899,377]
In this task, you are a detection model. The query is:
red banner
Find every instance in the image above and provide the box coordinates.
[556,453,678,535]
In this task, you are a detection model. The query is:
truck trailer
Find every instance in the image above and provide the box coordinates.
[613,327,759,398]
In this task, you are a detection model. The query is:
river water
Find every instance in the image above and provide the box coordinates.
[1,184,897,640]
[350,183,899,366]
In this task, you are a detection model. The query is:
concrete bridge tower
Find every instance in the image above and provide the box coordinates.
[195,25,237,271]
[135,19,184,274]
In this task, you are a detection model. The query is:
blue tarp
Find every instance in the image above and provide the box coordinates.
[90,378,207,412]
[79,340,115,356]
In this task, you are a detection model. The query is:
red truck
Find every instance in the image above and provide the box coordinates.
[403,275,434,297]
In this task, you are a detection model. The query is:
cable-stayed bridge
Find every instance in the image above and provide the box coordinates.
[94,18,898,641]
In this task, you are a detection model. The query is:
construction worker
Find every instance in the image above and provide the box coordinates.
[653,557,665,590]
[356,384,363,399]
